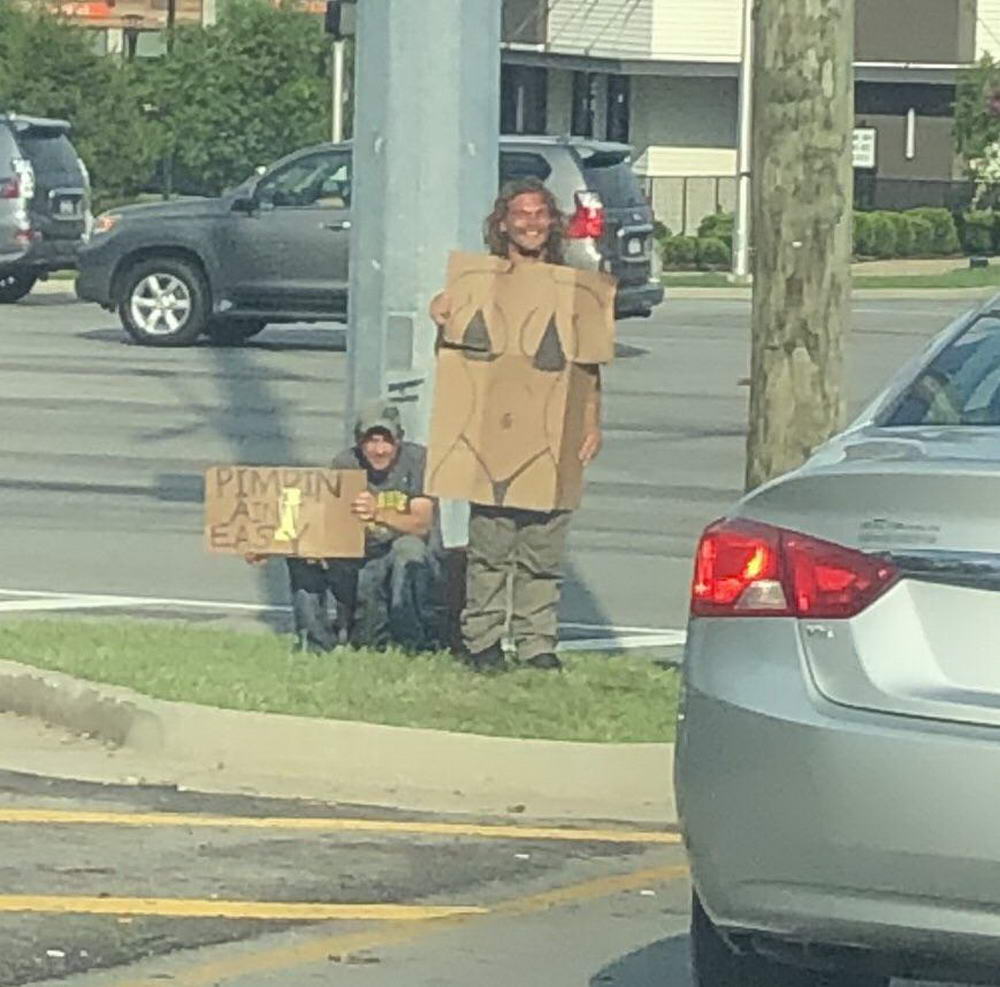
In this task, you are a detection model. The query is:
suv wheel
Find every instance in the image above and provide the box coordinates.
[206,319,266,346]
[0,270,38,303]
[119,257,208,346]
[691,893,889,987]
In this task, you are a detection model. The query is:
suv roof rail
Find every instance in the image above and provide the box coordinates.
[0,113,73,136]
[308,135,635,155]
[500,133,633,153]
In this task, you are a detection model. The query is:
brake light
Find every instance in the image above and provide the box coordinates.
[566,190,605,239]
[691,519,898,619]
[0,176,19,200]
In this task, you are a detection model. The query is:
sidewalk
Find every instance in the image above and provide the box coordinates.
[0,659,676,826]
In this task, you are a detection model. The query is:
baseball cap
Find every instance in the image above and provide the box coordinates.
[354,400,403,441]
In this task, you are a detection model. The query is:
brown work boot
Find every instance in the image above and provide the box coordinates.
[462,641,507,674]
[524,652,563,671]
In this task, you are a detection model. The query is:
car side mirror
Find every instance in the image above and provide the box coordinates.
[231,195,256,215]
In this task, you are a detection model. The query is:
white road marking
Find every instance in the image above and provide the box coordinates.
[0,588,687,650]
[0,597,150,613]
[560,621,678,635]
[558,633,685,652]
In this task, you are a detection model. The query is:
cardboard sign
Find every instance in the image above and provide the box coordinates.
[427,252,616,512]
[437,252,615,363]
[204,466,367,558]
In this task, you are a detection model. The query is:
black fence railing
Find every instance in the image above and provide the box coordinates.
[854,175,975,213]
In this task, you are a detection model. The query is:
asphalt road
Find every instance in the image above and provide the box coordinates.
[0,288,977,637]
[0,755,689,987]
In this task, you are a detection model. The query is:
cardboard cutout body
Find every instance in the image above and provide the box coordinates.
[204,466,366,558]
[427,252,616,512]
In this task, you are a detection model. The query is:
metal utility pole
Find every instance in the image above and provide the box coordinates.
[347,0,501,449]
[731,0,754,282]
[166,0,176,53]
[331,38,346,143]
[744,0,854,491]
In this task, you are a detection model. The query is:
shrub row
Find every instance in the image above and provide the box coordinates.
[660,234,731,271]
[854,209,960,259]
[657,208,968,270]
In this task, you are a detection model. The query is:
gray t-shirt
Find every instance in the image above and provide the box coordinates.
[332,442,428,549]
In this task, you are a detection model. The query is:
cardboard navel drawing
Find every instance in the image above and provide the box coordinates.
[427,252,616,512]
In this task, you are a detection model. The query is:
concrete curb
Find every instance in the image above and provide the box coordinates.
[666,286,998,302]
[0,659,676,825]
[32,279,77,296]
[31,278,997,304]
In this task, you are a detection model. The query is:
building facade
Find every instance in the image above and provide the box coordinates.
[502,0,992,232]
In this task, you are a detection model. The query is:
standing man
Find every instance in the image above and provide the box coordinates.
[283,401,442,653]
[430,178,607,673]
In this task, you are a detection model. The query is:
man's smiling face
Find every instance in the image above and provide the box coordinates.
[501,191,554,257]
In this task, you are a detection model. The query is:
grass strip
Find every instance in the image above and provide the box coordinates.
[0,618,679,744]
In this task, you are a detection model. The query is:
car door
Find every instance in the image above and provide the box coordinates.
[221,149,351,316]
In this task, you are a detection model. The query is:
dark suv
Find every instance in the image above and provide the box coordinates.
[76,136,664,346]
[0,114,90,303]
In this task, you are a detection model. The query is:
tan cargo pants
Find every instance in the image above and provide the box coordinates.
[461,505,571,660]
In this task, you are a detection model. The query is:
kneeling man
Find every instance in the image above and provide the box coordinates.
[286,401,441,652]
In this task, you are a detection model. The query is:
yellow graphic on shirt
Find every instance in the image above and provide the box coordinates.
[367,490,410,531]
[274,488,303,542]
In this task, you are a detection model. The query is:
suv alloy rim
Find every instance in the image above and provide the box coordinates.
[130,273,192,336]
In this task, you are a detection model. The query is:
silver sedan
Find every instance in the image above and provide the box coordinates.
[677,297,1000,986]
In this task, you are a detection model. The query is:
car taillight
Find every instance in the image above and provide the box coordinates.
[0,176,19,200]
[691,519,898,620]
[566,190,605,239]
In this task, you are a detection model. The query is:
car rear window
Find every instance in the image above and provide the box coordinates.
[580,152,646,208]
[17,133,81,181]
[500,152,552,184]
[885,314,1000,427]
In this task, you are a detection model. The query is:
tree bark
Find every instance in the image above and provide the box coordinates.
[745,0,854,492]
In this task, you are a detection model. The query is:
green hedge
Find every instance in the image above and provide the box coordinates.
[662,207,966,269]
[853,208,961,259]
[660,234,731,271]
[958,210,995,255]
[661,235,698,268]
[697,237,731,270]
[697,212,734,250]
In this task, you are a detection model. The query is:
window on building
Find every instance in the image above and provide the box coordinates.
[500,65,548,135]
[571,71,596,138]
[606,73,630,143]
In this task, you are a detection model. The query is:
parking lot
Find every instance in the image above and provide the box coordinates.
[0,287,988,984]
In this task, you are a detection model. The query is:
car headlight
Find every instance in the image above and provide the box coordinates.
[91,213,121,236]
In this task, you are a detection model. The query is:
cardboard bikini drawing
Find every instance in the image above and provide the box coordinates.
[204,465,366,558]
[427,251,616,511]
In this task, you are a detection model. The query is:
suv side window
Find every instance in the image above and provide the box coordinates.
[257,151,351,209]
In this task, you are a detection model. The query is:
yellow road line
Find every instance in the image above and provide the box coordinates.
[119,863,690,987]
[0,895,485,922]
[0,808,680,845]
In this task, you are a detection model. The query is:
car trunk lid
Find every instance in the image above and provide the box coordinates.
[740,444,1000,729]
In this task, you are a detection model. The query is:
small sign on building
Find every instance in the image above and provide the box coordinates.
[853,128,877,170]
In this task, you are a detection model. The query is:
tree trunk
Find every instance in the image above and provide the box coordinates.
[745,0,854,492]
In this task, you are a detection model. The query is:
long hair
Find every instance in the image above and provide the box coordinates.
[483,177,566,265]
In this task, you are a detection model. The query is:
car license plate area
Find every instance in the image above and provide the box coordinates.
[55,196,82,219]
[625,236,646,258]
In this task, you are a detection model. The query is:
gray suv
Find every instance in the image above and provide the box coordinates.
[76,136,664,346]
[0,114,90,303]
